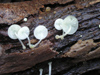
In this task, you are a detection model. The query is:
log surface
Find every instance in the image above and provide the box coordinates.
[0,0,100,75]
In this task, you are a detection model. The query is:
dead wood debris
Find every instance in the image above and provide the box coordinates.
[0,0,100,75]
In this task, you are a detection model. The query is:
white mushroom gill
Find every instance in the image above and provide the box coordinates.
[8,24,26,49]
[54,15,78,40]
[33,25,48,48]
[39,69,43,75]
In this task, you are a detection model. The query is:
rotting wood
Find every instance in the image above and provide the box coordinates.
[0,0,100,75]
[0,40,58,74]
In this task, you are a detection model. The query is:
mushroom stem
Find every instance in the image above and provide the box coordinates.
[24,33,34,49]
[25,33,42,48]
[55,25,71,40]
[27,36,34,48]
[33,39,42,48]
[48,62,52,75]
[26,33,42,48]
[39,69,43,75]
[15,33,26,49]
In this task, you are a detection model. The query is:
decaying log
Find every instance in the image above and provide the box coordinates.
[62,39,98,58]
[0,0,100,75]
[0,0,73,25]
[0,40,58,74]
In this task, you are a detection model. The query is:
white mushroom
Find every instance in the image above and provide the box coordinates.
[54,15,78,40]
[63,15,78,34]
[54,18,63,30]
[55,25,71,40]
[99,24,100,28]
[54,18,71,40]
[33,25,48,48]
[39,69,43,75]
[48,62,52,75]
[8,24,26,49]
[23,18,27,22]
[17,26,34,49]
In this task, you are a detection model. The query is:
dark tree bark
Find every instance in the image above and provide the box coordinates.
[0,0,100,75]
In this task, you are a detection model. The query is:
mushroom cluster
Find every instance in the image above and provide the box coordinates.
[39,62,52,75]
[8,24,48,49]
[8,15,78,49]
[8,24,33,49]
[54,15,78,40]
[7,15,79,75]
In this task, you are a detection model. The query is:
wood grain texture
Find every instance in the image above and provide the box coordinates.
[0,0,100,75]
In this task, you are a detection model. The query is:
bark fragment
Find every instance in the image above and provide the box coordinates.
[0,0,73,25]
[62,39,97,58]
[0,40,58,74]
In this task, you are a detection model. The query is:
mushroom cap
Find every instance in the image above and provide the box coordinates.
[17,26,30,40]
[63,15,78,34]
[60,22,71,33]
[34,25,48,40]
[8,24,21,39]
[54,18,63,30]
[23,18,27,22]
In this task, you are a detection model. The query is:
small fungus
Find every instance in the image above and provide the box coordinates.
[54,18,63,30]
[99,24,100,28]
[63,15,78,34]
[8,25,48,49]
[17,26,33,49]
[23,18,27,22]
[8,24,26,49]
[80,35,82,37]
[39,69,43,75]
[54,15,78,40]
[33,25,48,48]
[48,62,52,75]
[46,7,51,12]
